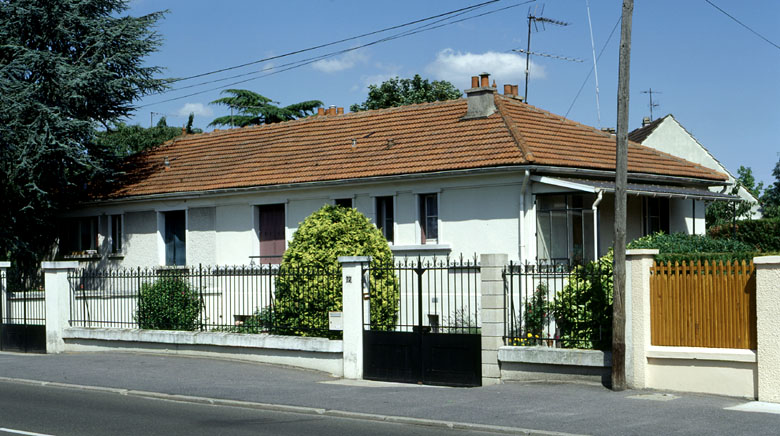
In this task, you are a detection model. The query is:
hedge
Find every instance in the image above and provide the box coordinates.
[708,218,780,253]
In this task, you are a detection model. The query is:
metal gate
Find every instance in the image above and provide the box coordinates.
[0,269,46,353]
[362,257,481,387]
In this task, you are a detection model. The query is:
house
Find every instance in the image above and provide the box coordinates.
[60,73,733,268]
[629,114,760,218]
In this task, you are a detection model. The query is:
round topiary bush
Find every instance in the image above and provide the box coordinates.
[274,205,399,336]
[136,274,203,331]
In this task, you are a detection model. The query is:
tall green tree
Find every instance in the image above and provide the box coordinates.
[94,115,202,158]
[349,74,462,112]
[706,166,763,227]
[0,0,166,274]
[208,89,322,127]
[761,157,780,218]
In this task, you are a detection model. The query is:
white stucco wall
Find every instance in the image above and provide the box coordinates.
[123,211,159,267]
[215,204,255,265]
[188,207,216,266]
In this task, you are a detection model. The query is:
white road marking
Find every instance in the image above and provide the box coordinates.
[725,401,780,415]
[0,428,55,436]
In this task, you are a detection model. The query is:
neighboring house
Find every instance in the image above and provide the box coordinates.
[60,74,732,268]
[629,114,761,219]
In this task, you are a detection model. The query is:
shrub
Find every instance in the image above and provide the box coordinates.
[221,307,275,334]
[709,218,780,253]
[523,283,549,345]
[550,252,613,350]
[274,205,399,337]
[627,232,755,263]
[136,274,203,331]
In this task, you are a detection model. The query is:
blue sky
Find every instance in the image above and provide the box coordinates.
[125,0,780,187]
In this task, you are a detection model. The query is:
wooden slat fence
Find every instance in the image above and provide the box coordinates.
[650,260,756,350]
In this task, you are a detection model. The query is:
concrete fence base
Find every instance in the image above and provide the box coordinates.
[499,346,612,385]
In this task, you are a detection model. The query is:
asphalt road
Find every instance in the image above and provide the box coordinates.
[0,381,515,436]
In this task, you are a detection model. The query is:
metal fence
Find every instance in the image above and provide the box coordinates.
[364,256,481,333]
[67,264,340,337]
[1,268,45,326]
[504,260,613,350]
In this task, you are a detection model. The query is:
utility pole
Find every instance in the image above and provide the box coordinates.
[641,88,661,121]
[613,0,633,392]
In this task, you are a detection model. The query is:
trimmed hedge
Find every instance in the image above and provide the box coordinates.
[136,275,203,331]
[708,218,780,253]
[627,232,756,263]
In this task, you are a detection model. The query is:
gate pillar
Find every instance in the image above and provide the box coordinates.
[756,256,780,403]
[0,261,8,326]
[338,256,371,380]
[42,261,78,354]
[480,253,508,386]
[624,249,658,389]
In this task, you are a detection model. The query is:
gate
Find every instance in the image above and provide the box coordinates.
[0,269,46,353]
[362,257,481,387]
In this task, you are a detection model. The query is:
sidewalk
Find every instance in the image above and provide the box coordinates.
[0,351,777,435]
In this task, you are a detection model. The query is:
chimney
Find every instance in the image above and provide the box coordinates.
[317,107,325,116]
[328,105,337,116]
[642,116,651,127]
[462,72,497,120]
[601,127,616,134]
[503,84,513,96]
[337,107,344,115]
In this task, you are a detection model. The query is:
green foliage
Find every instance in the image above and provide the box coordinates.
[274,205,399,337]
[522,283,548,345]
[136,275,203,331]
[550,252,613,350]
[709,218,780,253]
[208,89,322,127]
[627,231,755,263]
[220,307,275,334]
[762,158,780,219]
[706,166,763,228]
[350,74,462,112]
[93,116,202,158]
[0,0,166,280]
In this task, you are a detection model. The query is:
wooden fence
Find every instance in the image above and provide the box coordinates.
[650,260,756,350]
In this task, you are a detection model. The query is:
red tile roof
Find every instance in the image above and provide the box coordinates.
[106,94,726,199]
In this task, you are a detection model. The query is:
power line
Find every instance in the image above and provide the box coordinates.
[703,0,780,51]
[163,0,502,85]
[139,0,537,108]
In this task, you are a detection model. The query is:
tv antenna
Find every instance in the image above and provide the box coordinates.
[641,88,662,121]
[521,4,571,103]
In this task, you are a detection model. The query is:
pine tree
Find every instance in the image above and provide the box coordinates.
[208,89,323,127]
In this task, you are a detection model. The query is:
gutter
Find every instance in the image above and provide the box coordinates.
[591,190,603,261]
[84,164,729,206]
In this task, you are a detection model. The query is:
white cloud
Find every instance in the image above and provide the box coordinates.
[425,48,545,90]
[312,50,368,73]
[176,102,212,118]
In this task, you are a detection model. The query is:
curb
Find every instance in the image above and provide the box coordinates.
[0,376,587,436]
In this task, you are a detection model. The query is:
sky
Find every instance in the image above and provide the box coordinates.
[125,0,780,187]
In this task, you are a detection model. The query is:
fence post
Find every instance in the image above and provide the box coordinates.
[755,256,780,403]
[480,253,508,386]
[0,262,9,325]
[338,256,371,380]
[624,249,658,389]
[42,261,79,353]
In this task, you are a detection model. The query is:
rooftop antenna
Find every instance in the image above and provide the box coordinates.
[150,112,163,127]
[522,4,570,103]
[641,88,662,121]
[585,0,602,128]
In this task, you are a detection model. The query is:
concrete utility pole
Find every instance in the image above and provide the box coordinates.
[613,0,633,392]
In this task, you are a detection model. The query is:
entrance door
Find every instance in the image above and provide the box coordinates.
[258,204,285,264]
[362,259,482,387]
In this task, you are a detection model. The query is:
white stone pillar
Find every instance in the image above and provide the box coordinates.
[0,261,9,322]
[42,261,78,354]
[338,256,371,380]
[756,256,780,403]
[625,249,658,389]
[480,253,508,386]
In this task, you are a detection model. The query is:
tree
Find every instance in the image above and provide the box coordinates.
[273,205,399,337]
[93,115,202,158]
[0,0,166,277]
[350,74,462,112]
[208,89,322,127]
[761,157,780,219]
[706,165,763,227]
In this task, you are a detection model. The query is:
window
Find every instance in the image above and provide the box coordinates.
[536,194,595,265]
[419,193,438,243]
[643,197,670,235]
[60,217,98,254]
[163,210,186,266]
[375,196,394,243]
[257,204,285,264]
[110,214,123,254]
[334,198,353,208]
